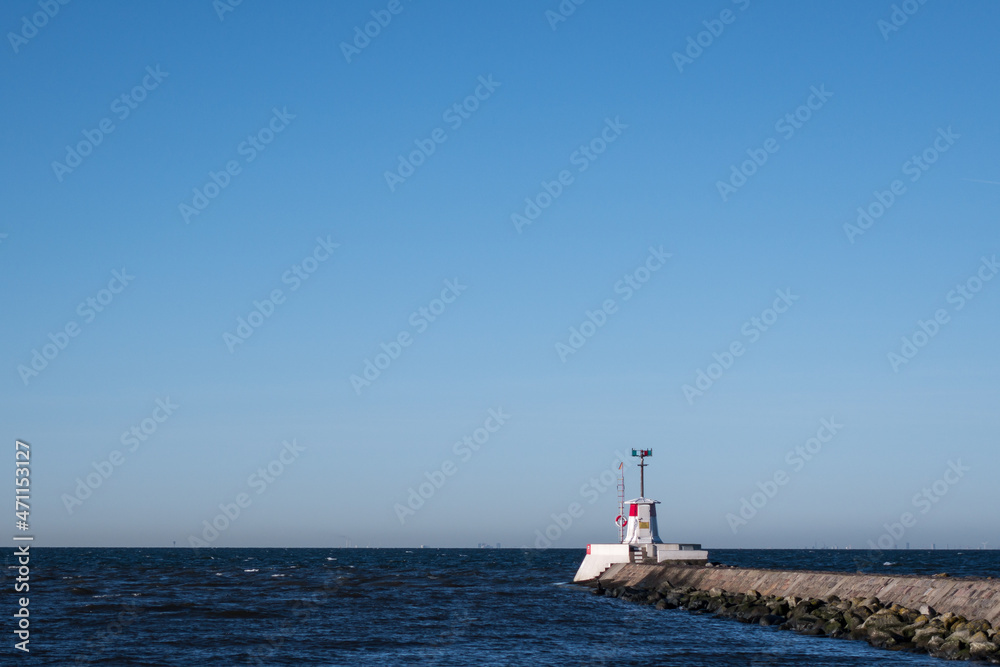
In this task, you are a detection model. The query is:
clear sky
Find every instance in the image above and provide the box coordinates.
[3,1,998,550]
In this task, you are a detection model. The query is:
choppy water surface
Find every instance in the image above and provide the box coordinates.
[11,548,998,665]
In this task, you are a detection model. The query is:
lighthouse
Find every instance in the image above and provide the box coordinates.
[622,448,661,545]
[573,449,708,582]
[622,498,661,544]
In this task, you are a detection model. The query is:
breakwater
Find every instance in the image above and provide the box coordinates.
[591,563,1000,662]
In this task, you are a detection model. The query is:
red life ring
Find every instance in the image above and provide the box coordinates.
[615,515,627,527]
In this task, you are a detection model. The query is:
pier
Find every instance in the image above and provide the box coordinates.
[592,562,1000,626]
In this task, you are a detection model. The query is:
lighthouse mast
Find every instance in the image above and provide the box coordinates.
[633,448,652,498]
[617,462,625,543]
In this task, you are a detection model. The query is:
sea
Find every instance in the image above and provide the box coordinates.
[10,548,1000,666]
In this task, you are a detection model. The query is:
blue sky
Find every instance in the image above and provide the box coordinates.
[2,0,998,550]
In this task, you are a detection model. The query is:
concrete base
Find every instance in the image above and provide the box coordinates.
[574,544,630,582]
[657,544,709,562]
[572,543,708,582]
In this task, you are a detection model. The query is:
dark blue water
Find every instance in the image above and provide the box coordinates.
[9,548,998,665]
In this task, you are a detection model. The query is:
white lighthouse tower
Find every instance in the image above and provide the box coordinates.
[573,449,708,582]
[622,498,661,544]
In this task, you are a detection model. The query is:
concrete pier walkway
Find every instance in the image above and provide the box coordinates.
[595,563,1000,625]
